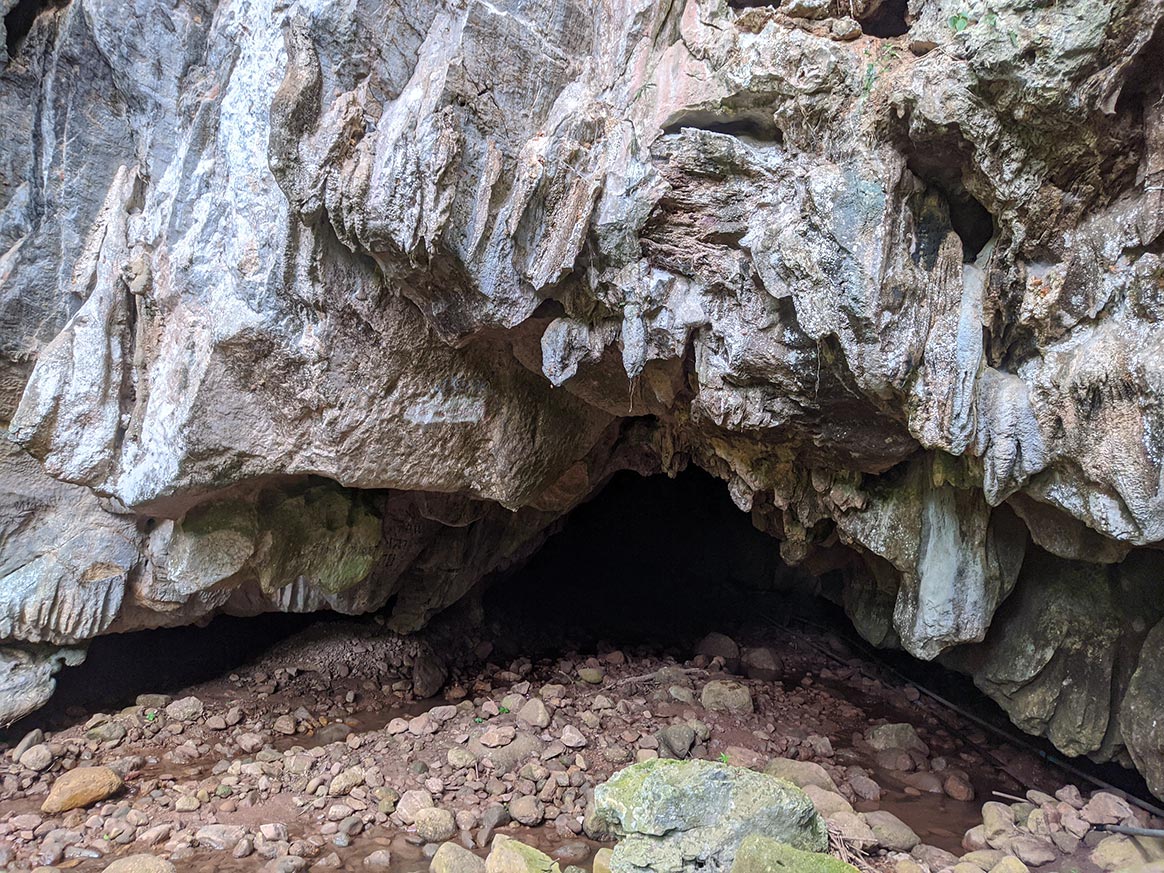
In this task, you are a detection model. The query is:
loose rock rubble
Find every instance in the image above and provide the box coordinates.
[0,620,1159,872]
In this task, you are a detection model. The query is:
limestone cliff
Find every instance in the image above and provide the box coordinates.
[1,0,1162,792]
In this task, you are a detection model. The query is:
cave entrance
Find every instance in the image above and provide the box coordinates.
[481,468,812,653]
[3,468,1159,872]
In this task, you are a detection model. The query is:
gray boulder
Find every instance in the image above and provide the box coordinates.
[594,759,826,873]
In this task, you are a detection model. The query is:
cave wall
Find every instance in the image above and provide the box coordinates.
[1,0,1163,791]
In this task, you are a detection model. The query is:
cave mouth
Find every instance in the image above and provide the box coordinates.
[3,467,1159,850]
[482,468,809,653]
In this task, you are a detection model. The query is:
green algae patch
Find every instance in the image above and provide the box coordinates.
[731,835,860,873]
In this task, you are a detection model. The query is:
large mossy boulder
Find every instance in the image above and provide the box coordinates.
[594,758,827,873]
[731,835,859,873]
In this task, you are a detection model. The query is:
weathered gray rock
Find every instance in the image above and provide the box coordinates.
[432,841,487,873]
[701,680,754,715]
[486,836,561,873]
[763,758,838,793]
[414,807,457,843]
[594,759,826,873]
[1,0,1164,800]
[103,856,178,873]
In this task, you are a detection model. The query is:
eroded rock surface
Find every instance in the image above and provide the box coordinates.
[1,0,1163,792]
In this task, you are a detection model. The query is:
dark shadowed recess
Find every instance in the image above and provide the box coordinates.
[482,468,808,653]
[1,613,324,739]
[3,0,65,56]
[860,0,910,38]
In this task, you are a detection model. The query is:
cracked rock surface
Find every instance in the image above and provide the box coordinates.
[2,0,1163,793]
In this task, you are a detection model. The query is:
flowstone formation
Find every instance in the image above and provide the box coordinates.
[1,0,1162,792]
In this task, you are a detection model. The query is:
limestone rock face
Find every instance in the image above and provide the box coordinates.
[1,0,1163,793]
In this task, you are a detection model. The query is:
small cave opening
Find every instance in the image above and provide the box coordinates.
[661,110,784,146]
[859,0,911,38]
[906,152,996,264]
[3,0,64,58]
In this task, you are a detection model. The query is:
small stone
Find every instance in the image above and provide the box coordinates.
[103,855,178,873]
[41,766,123,814]
[1000,834,1057,867]
[414,807,457,843]
[1082,792,1136,826]
[10,728,43,761]
[593,847,613,873]
[328,766,365,796]
[516,698,550,729]
[865,723,928,755]
[982,801,1017,844]
[486,835,559,872]
[831,17,862,40]
[409,713,435,736]
[987,857,1029,873]
[1091,834,1149,871]
[962,850,1008,869]
[700,680,753,714]
[551,842,590,865]
[237,732,265,753]
[577,667,604,685]
[829,810,876,846]
[560,725,587,749]
[19,743,54,772]
[695,633,740,670]
[866,810,920,851]
[175,795,201,812]
[273,714,297,735]
[396,789,435,824]
[206,715,228,731]
[781,0,831,17]
[448,746,478,768]
[195,824,247,850]
[164,696,204,722]
[510,796,545,826]
[412,648,447,698]
[656,725,696,760]
[903,771,944,794]
[803,784,853,817]
[764,757,838,792]
[431,841,486,873]
[912,844,961,871]
[86,721,127,743]
[481,725,516,748]
[478,803,511,846]
[944,772,976,801]
[849,774,881,801]
[363,849,393,869]
[741,647,782,681]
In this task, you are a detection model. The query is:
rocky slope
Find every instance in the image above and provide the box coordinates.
[1,0,1162,794]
